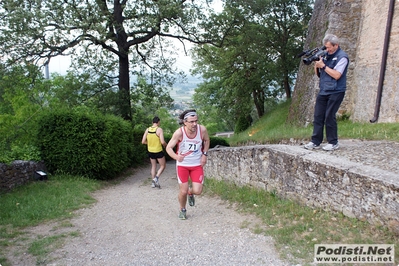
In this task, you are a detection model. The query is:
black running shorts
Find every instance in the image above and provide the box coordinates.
[148,151,165,159]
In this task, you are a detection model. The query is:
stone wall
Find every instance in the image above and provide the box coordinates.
[204,145,399,232]
[352,0,399,122]
[289,0,399,124]
[0,161,47,193]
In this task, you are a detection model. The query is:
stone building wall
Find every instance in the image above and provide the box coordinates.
[204,145,399,232]
[289,0,399,124]
[0,161,47,193]
[352,0,399,122]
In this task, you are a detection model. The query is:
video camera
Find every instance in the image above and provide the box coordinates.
[297,46,326,65]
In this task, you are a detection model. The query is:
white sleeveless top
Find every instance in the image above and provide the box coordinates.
[176,125,203,167]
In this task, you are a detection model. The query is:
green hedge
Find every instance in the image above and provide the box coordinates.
[37,110,230,180]
[131,129,149,164]
[37,109,134,180]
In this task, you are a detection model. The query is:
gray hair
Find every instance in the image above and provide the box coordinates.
[323,34,339,46]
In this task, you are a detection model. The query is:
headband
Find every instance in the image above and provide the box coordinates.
[184,111,197,119]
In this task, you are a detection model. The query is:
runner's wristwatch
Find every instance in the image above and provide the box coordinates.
[203,152,208,156]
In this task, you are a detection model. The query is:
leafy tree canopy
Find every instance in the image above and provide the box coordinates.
[0,0,231,120]
[191,0,313,132]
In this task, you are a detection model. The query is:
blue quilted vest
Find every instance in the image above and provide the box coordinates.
[319,47,349,95]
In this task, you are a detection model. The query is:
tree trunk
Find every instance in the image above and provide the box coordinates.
[283,74,291,99]
[118,53,132,121]
[252,89,265,118]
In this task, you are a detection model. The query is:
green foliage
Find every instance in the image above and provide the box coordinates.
[48,71,119,113]
[131,77,174,116]
[0,142,41,164]
[37,109,134,180]
[0,63,48,162]
[209,136,230,148]
[337,111,351,121]
[131,129,149,165]
[7,143,40,161]
[192,0,314,130]
[230,99,308,144]
[234,114,252,133]
[192,80,237,133]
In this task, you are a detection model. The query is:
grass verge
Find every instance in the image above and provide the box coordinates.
[203,178,399,265]
[230,100,399,145]
[0,174,102,266]
[0,175,100,227]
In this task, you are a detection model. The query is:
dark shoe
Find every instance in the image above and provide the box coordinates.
[188,194,195,207]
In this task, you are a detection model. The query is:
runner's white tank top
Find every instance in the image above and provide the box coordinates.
[176,125,203,167]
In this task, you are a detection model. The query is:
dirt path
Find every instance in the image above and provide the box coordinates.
[7,161,289,266]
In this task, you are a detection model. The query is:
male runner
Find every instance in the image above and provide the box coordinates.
[166,110,210,220]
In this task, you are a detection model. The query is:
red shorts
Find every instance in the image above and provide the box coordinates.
[177,165,204,184]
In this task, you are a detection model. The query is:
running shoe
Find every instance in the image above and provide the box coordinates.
[188,194,195,207]
[152,177,160,188]
[323,143,339,151]
[179,208,187,220]
[304,141,320,150]
[154,177,160,188]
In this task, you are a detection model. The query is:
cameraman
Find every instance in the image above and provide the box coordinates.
[304,34,349,151]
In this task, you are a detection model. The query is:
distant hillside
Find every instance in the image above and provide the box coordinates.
[170,75,202,102]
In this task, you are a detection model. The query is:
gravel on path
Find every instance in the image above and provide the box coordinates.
[8,161,290,266]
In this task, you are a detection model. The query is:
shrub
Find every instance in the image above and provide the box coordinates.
[234,115,252,133]
[37,109,133,180]
[130,129,149,165]
[210,136,230,148]
[0,141,41,164]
